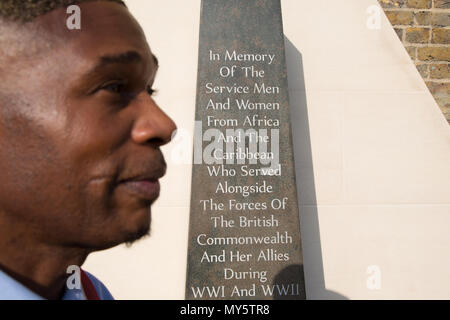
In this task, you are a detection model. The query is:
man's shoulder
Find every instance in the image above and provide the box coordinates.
[63,270,115,300]
[83,271,115,300]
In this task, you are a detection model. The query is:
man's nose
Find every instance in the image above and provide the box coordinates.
[131,94,177,146]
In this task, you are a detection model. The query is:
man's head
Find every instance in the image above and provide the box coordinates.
[0,1,176,251]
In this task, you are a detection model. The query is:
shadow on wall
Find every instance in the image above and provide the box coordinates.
[283,36,348,300]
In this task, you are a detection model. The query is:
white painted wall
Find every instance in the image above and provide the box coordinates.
[84,0,450,299]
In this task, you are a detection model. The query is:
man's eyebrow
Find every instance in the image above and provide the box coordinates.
[97,50,142,68]
[91,51,159,71]
[73,51,159,94]
[77,50,158,82]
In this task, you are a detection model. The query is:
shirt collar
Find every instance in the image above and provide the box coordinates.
[0,269,86,300]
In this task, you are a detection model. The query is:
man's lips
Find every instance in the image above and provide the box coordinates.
[114,153,167,201]
[118,178,161,201]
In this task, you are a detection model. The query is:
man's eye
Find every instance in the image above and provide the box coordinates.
[102,81,127,93]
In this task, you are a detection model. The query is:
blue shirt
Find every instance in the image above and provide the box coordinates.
[0,269,114,300]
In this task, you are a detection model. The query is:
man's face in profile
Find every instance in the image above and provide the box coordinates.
[0,2,176,250]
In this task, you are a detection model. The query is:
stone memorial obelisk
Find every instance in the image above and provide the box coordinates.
[186,0,305,300]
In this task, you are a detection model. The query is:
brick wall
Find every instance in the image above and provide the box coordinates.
[379,0,450,123]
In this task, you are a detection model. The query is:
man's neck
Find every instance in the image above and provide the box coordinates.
[0,234,88,300]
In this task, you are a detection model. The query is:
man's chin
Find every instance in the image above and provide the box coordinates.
[124,225,151,247]
[86,223,151,251]
[81,207,152,250]
[119,205,152,247]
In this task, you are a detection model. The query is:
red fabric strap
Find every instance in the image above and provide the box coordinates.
[80,269,100,300]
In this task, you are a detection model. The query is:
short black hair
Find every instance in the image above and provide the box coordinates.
[0,0,126,22]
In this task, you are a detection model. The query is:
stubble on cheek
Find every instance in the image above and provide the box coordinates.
[0,87,153,248]
[0,113,84,246]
